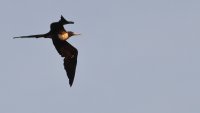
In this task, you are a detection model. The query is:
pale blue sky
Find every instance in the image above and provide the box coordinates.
[0,0,200,113]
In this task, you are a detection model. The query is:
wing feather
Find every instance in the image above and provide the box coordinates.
[52,39,78,86]
[13,33,49,38]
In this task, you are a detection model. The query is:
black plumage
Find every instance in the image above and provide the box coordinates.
[14,15,80,86]
[52,38,78,86]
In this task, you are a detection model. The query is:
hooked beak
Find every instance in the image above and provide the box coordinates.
[73,33,81,36]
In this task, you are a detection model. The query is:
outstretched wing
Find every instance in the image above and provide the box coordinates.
[13,33,49,38]
[52,39,78,86]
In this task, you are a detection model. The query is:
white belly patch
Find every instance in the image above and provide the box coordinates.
[58,32,69,41]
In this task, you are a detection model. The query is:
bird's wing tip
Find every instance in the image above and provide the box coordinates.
[69,82,73,87]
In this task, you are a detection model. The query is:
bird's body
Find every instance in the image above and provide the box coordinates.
[14,15,80,86]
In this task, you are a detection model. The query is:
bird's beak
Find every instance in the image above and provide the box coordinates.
[73,33,81,36]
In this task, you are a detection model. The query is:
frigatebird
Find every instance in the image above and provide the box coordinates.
[14,15,80,86]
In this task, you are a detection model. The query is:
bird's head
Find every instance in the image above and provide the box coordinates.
[58,31,80,41]
[68,31,81,37]
[59,15,74,25]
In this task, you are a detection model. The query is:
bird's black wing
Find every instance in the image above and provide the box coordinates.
[52,39,78,86]
[13,33,49,39]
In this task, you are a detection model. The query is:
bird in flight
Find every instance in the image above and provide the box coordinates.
[14,15,80,87]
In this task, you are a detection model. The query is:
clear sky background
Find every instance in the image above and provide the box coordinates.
[0,0,200,113]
